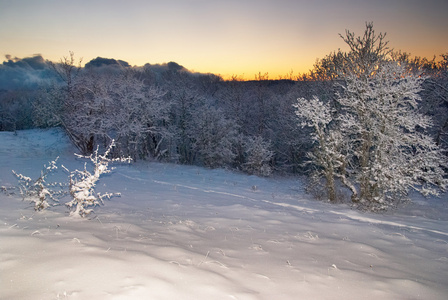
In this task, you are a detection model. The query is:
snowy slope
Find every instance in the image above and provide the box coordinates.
[1,129,447,299]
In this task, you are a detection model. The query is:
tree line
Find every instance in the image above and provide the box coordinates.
[1,23,447,210]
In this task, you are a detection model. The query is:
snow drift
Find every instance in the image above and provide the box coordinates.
[1,129,447,299]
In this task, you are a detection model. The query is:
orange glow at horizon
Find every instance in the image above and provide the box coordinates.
[1,1,447,81]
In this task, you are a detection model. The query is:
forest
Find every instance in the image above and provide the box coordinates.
[1,24,447,211]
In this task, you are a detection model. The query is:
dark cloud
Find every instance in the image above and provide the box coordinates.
[137,61,221,84]
[85,57,130,68]
[141,61,188,75]
[3,54,47,70]
[0,55,55,90]
[0,54,216,90]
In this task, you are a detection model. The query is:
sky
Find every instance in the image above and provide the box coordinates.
[1,0,447,79]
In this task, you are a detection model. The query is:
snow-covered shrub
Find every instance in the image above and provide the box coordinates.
[12,157,66,211]
[66,140,132,217]
[10,140,131,217]
[243,136,274,176]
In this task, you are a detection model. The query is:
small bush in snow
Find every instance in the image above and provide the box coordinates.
[11,141,131,217]
[66,140,132,217]
[12,157,67,211]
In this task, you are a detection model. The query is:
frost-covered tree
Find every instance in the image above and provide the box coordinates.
[295,97,342,202]
[164,73,206,164]
[340,62,446,208]
[45,52,92,153]
[242,136,274,177]
[0,90,36,131]
[49,67,168,159]
[295,23,447,210]
[104,72,169,160]
[393,52,448,151]
[189,106,239,168]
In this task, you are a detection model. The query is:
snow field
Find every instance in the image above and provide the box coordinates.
[1,129,447,299]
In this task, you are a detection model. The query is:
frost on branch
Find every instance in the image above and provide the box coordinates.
[12,157,66,211]
[293,96,333,130]
[66,140,132,217]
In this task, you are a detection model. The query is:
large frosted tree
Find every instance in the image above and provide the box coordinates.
[295,23,447,210]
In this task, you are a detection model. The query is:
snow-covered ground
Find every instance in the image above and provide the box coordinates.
[1,129,447,300]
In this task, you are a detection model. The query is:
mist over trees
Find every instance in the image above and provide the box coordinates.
[1,23,447,210]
